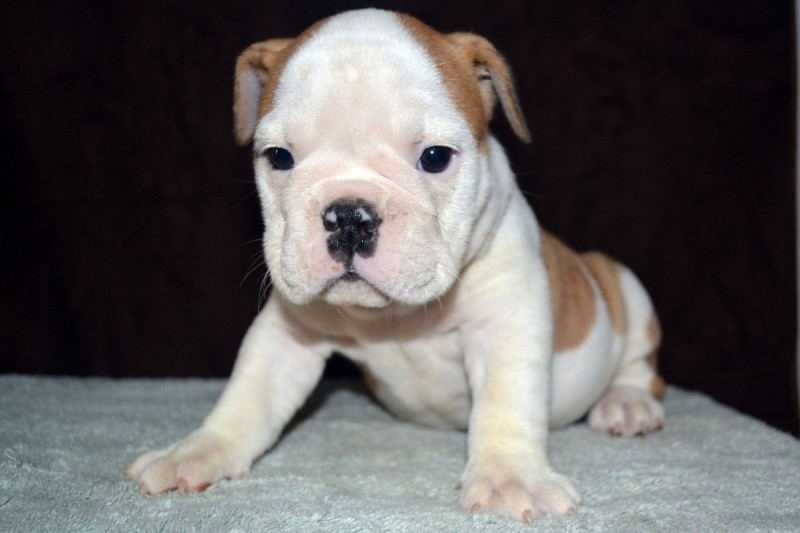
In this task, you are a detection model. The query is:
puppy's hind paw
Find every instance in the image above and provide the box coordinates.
[589,386,664,436]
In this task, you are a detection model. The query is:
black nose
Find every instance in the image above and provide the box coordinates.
[323,199,381,263]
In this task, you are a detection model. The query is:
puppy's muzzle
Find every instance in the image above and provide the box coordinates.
[323,199,381,273]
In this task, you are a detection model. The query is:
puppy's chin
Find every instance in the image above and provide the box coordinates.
[322,278,392,308]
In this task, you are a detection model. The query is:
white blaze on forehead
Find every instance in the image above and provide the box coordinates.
[254,9,472,151]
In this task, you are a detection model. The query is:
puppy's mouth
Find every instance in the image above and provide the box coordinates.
[322,264,391,308]
[341,263,362,281]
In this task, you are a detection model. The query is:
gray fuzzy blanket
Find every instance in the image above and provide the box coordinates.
[1,376,798,532]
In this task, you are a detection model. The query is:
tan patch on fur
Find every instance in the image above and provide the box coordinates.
[645,314,666,400]
[398,15,531,146]
[444,32,531,143]
[235,12,531,148]
[361,364,379,395]
[649,373,666,401]
[580,252,627,335]
[233,39,291,145]
[646,312,662,348]
[540,231,596,352]
[233,19,329,145]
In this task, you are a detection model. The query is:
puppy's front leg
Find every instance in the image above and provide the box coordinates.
[128,298,327,494]
[460,265,580,523]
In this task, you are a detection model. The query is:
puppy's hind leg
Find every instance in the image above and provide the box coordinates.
[586,260,665,436]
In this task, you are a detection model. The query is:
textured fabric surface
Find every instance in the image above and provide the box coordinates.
[1,375,798,532]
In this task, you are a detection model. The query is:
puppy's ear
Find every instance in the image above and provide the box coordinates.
[233,38,294,146]
[446,33,532,143]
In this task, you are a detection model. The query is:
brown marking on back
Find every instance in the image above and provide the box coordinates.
[645,313,666,400]
[646,312,662,349]
[539,231,596,352]
[398,15,531,147]
[360,364,379,395]
[580,252,627,335]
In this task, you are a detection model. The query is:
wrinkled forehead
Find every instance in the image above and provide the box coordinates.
[254,10,482,147]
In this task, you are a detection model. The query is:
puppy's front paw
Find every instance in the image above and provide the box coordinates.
[589,385,664,436]
[461,456,581,523]
[127,429,250,495]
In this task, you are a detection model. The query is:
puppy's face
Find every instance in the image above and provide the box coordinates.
[234,10,530,308]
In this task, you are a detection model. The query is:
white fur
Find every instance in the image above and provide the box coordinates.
[128,9,662,524]
[253,11,485,308]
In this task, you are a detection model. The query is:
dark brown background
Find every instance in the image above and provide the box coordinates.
[1,0,796,435]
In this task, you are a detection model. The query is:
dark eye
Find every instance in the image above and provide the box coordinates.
[264,147,295,171]
[418,146,453,174]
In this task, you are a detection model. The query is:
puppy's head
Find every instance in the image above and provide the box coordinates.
[234,9,529,309]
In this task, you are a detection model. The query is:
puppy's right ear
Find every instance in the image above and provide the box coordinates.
[233,38,294,146]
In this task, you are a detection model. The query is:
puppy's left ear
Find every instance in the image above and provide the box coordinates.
[447,33,532,143]
[233,38,294,146]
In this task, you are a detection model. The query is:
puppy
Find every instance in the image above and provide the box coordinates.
[128,9,665,523]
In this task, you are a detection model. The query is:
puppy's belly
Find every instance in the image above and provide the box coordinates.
[350,335,473,430]
[353,318,620,430]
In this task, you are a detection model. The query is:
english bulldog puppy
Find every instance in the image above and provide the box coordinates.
[128,9,665,523]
